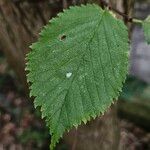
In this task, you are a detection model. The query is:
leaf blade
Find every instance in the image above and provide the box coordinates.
[26,4,129,149]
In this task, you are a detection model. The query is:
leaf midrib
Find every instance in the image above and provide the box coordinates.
[51,10,106,136]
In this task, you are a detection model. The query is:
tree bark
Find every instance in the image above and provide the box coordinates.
[64,105,120,150]
[0,0,63,94]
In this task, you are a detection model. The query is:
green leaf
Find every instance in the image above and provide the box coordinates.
[143,15,150,44]
[26,4,129,149]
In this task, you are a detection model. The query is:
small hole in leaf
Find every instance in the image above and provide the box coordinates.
[60,34,66,41]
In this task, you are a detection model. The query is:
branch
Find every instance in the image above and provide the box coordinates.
[100,0,142,23]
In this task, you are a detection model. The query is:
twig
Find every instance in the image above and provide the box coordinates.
[100,0,142,23]
[99,0,104,9]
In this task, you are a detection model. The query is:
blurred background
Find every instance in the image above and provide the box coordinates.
[0,0,150,150]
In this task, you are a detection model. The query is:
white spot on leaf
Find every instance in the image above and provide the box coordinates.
[66,72,72,78]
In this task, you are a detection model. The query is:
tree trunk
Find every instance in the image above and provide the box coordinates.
[64,105,120,150]
[0,0,63,94]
